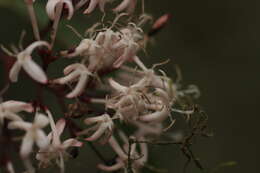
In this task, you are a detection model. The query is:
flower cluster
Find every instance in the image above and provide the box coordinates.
[0,1,202,173]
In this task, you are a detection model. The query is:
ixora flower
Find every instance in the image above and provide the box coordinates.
[82,113,114,141]
[46,0,74,20]
[0,100,33,123]
[8,112,50,157]
[36,111,82,172]
[98,132,148,172]
[7,41,50,84]
[53,63,92,98]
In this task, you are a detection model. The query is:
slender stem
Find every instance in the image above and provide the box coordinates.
[24,0,40,41]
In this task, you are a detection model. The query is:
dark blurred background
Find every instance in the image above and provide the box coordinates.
[0,0,257,173]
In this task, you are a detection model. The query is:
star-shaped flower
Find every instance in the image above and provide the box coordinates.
[8,41,50,83]
[36,110,82,171]
[8,112,50,157]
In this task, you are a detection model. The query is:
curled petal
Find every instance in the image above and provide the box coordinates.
[9,62,22,82]
[20,133,34,157]
[22,59,48,84]
[85,124,107,141]
[63,63,80,75]
[139,106,169,122]
[24,41,50,55]
[55,71,79,84]
[97,159,124,171]
[63,0,74,20]
[46,0,61,20]
[66,74,88,98]
[108,78,127,92]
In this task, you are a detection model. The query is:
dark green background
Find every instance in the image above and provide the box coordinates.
[0,0,257,173]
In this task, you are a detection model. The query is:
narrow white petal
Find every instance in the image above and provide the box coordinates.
[8,121,31,130]
[23,59,47,84]
[9,62,22,82]
[36,130,49,150]
[55,118,66,136]
[66,74,88,98]
[20,133,34,157]
[85,124,106,141]
[1,101,33,113]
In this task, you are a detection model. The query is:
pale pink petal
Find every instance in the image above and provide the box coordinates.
[20,133,34,157]
[22,59,48,84]
[66,74,88,98]
[62,138,83,148]
[9,62,22,82]
[1,101,33,113]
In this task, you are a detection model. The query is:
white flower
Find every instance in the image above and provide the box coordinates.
[46,0,74,20]
[9,41,50,83]
[8,112,50,157]
[0,100,33,123]
[54,63,92,98]
[82,113,114,141]
[36,110,82,172]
